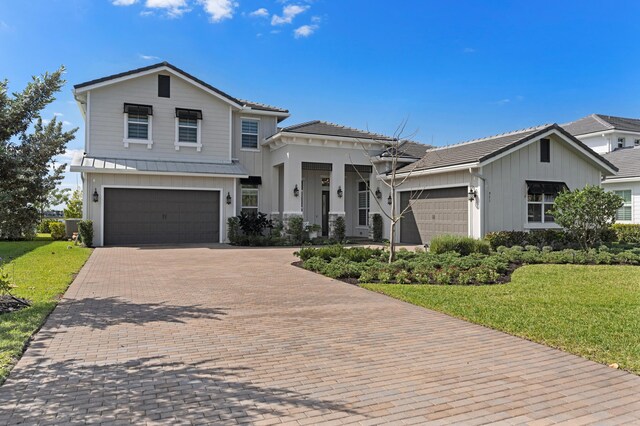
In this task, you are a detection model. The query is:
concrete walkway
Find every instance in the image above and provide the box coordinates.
[1,246,639,425]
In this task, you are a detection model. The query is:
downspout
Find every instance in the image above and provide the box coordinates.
[469,167,486,238]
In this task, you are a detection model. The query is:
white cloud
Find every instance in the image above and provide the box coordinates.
[0,20,11,31]
[62,120,72,126]
[112,0,138,5]
[271,4,309,25]
[294,24,317,38]
[311,15,321,23]
[139,54,160,60]
[494,99,511,105]
[249,7,269,17]
[57,149,84,164]
[197,0,237,22]
[54,112,64,117]
[42,119,51,125]
[145,0,189,17]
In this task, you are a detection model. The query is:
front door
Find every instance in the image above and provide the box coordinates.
[321,190,330,236]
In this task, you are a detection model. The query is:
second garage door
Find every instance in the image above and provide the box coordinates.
[400,187,468,244]
[104,188,220,245]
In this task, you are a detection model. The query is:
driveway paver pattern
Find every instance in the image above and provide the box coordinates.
[1,246,639,425]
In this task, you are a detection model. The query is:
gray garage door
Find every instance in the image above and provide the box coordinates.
[400,187,468,245]
[104,188,220,245]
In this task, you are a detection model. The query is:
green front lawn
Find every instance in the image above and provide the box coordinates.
[363,264,640,374]
[0,236,92,383]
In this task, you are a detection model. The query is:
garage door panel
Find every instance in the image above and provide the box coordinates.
[104,188,220,245]
[400,187,468,245]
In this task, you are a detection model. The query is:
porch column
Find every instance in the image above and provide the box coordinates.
[282,157,302,223]
[270,164,281,218]
[329,161,346,237]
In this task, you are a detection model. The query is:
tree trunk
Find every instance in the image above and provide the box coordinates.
[388,220,396,263]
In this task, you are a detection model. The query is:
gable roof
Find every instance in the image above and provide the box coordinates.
[73,61,289,114]
[277,120,397,141]
[603,147,640,180]
[562,114,640,136]
[398,123,617,175]
[379,140,432,159]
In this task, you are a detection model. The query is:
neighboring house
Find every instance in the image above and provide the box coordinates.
[392,124,617,245]
[561,114,640,225]
[70,62,422,246]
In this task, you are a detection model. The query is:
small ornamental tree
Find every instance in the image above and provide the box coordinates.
[549,185,624,250]
[64,189,82,218]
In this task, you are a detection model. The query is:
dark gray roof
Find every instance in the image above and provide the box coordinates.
[562,114,640,136]
[603,147,640,180]
[74,61,288,114]
[398,123,617,174]
[379,140,432,159]
[278,120,397,141]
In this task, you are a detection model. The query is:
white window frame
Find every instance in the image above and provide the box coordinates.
[617,137,626,148]
[174,116,202,151]
[357,179,370,227]
[526,192,556,226]
[614,189,633,222]
[241,118,260,152]
[241,185,259,215]
[123,112,153,149]
[634,138,640,147]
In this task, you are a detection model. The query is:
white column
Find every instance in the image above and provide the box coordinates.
[283,156,302,215]
[330,162,345,215]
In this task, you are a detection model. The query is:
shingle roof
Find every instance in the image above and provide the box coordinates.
[603,147,640,180]
[379,140,432,159]
[279,120,397,141]
[74,62,289,114]
[562,114,640,136]
[397,123,617,174]
[70,154,249,177]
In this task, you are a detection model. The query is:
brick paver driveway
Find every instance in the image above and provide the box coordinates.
[1,246,640,425]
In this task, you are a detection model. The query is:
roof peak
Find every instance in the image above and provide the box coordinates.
[427,124,552,152]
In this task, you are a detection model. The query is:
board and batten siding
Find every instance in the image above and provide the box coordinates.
[482,134,603,233]
[85,172,237,246]
[88,71,232,163]
[602,180,640,224]
[231,113,277,177]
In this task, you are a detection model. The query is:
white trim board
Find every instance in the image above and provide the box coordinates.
[99,185,225,246]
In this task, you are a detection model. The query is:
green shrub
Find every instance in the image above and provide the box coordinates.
[227,217,240,244]
[430,235,490,256]
[37,219,59,234]
[485,229,572,250]
[333,216,346,242]
[372,213,383,242]
[612,224,640,244]
[78,220,93,247]
[238,211,271,236]
[303,256,327,273]
[49,222,66,240]
[323,256,361,279]
[294,245,383,262]
[287,216,305,245]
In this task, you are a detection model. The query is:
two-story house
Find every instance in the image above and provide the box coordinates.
[71,62,426,246]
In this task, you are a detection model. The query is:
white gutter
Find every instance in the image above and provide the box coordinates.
[69,166,248,180]
[602,176,640,184]
[385,161,479,180]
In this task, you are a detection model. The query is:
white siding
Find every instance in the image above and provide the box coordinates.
[84,172,237,246]
[578,134,611,154]
[602,180,640,224]
[483,134,602,233]
[88,72,232,163]
[231,113,277,176]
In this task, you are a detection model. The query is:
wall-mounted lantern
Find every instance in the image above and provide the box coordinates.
[293,184,300,197]
[387,194,392,205]
[337,186,343,198]
[468,187,477,202]
[375,187,382,199]
[226,192,232,205]
[92,189,99,203]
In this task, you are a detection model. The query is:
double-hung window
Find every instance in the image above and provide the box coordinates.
[241,119,259,150]
[241,185,259,214]
[123,103,153,148]
[526,181,567,225]
[614,190,632,221]
[175,108,203,151]
[358,181,370,227]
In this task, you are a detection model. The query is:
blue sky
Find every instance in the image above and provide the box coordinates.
[2,0,640,191]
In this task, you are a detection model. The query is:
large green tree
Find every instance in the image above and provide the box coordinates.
[0,67,77,240]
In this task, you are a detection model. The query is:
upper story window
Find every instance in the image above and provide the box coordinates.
[614,190,632,221]
[526,181,567,224]
[617,137,626,148]
[123,103,153,149]
[540,138,550,163]
[158,75,170,98]
[175,108,203,151]
[241,119,259,150]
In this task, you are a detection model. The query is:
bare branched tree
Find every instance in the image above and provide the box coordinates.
[350,119,431,263]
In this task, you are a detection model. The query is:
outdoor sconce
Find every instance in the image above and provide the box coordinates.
[226,192,232,205]
[387,195,392,205]
[375,187,382,199]
[337,186,343,198]
[293,184,300,197]
[92,189,99,203]
[468,188,477,202]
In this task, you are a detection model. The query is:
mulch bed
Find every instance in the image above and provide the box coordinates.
[0,295,30,314]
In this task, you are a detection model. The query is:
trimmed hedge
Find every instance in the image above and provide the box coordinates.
[612,224,640,244]
[49,222,66,240]
[429,235,490,255]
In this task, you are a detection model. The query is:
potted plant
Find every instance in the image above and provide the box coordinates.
[306,224,322,240]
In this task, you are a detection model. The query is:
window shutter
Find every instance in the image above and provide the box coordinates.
[124,103,153,115]
[175,108,203,120]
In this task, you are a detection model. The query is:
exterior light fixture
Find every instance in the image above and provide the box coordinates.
[468,188,477,202]
[226,192,232,205]
[92,189,99,203]
[375,187,382,199]
[387,194,392,205]
[337,186,343,198]
[293,184,300,197]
